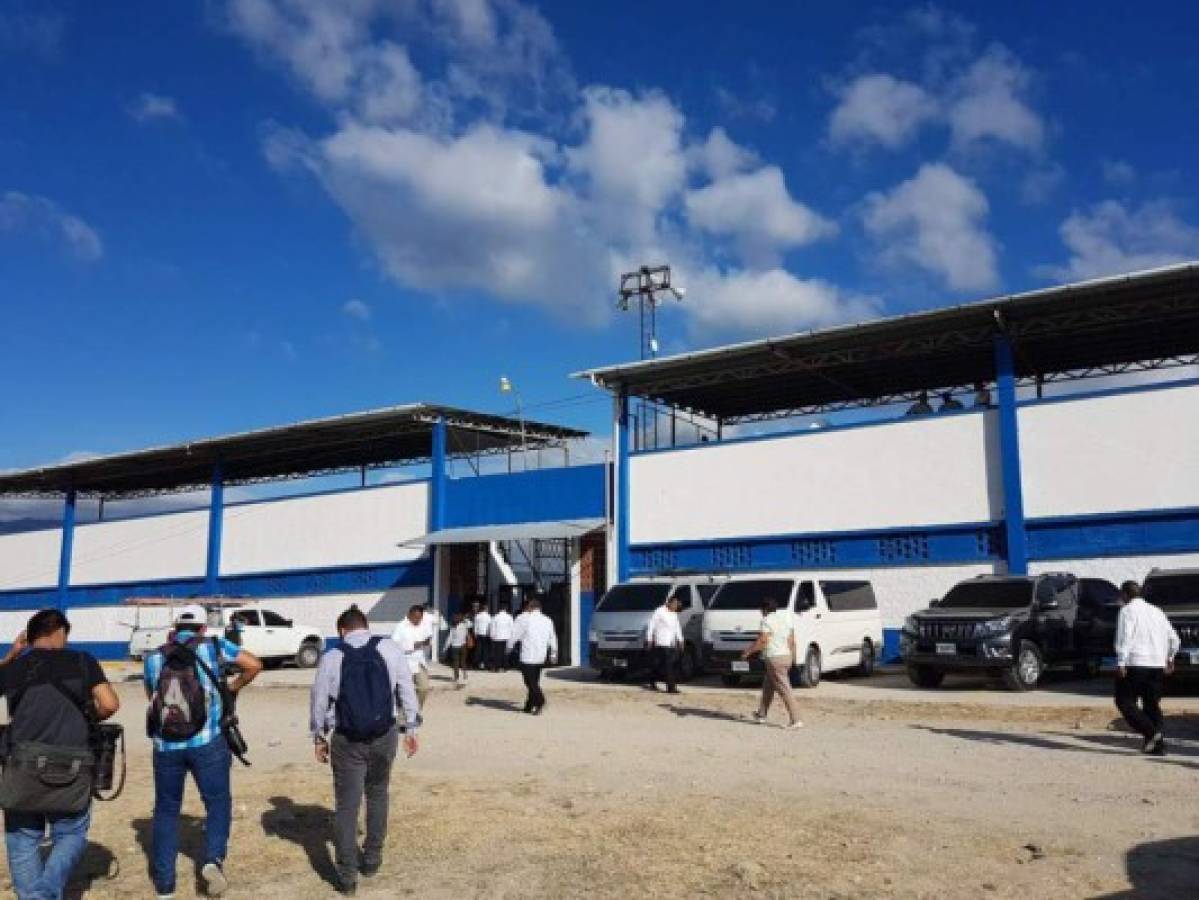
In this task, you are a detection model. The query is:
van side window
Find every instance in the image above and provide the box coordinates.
[798,582,816,610]
[697,584,720,606]
[820,581,877,612]
[1035,580,1056,604]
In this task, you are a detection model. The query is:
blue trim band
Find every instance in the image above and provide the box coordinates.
[205,464,224,595]
[0,558,433,612]
[57,491,76,609]
[441,464,606,529]
[994,335,1028,575]
[616,393,631,582]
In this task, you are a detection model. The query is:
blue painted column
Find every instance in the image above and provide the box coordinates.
[994,335,1029,574]
[205,464,224,594]
[56,490,76,609]
[430,416,448,531]
[616,391,631,582]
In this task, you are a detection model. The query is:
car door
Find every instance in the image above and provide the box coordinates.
[1033,578,1070,661]
[260,609,296,657]
[679,585,704,644]
[1078,579,1120,659]
[233,609,268,656]
[792,580,818,656]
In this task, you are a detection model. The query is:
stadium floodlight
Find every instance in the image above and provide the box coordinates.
[499,376,528,470]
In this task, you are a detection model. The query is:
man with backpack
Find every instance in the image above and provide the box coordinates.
[0,609,120,900]
[143,604,263,899]
[310,605,420,895]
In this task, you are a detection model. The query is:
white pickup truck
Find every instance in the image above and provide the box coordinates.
[126,599,324,668]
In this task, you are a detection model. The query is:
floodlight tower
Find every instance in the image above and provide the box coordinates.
[617,265,685,449]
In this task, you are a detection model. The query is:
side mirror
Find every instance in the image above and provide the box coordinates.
[929,599,940,608]
[285,620,294,628]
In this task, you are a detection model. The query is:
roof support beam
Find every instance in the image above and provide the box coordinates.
[994,335,1028,575]
[205,464,224,595]
[615,391,631,583]
[56,490,76,610]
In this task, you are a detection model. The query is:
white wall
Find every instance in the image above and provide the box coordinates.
[630,412,1001,544]
[70,510,209,586]
[0,529,62,590]
[220,481,429,575]
[1021,383,1199,518]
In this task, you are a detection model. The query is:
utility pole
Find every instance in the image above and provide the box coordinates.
[617,265,685,449]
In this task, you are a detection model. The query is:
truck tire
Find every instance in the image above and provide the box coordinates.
[720,673,742,687]
[295,641,322,669]
[798,646,822,688]
[907,665,945,688]
[1002,640,1044,691]
[856,639,876,677]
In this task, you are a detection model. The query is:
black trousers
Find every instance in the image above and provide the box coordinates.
[1114,666,1165,740]
[492,639,509,671]
[648,646,679,691]
[475,635,491,669]
[521,663,545,711]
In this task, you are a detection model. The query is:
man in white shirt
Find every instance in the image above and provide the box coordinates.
[1114,580,1181,755]
[507,598,557,715]
[488,602,515,672]
[645,591,685,694]
[392,605,432,709]
[472,602,492,671]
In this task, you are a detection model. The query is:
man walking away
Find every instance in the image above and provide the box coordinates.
[1115,580,1180,755]
[472,603,492,671]
[0,610,120,900]
[444,613,472,687]
[645,591,685,693]
[508,598,557,714]
[312,605,419,896]
[741,598,802,730]
[489,602,514,672]
[144,604,263,898]
[392,606,431,709]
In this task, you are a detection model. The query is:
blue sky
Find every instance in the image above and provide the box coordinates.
[3,0,1199,475]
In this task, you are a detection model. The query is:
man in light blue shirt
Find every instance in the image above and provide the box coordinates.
[143,604,263,899]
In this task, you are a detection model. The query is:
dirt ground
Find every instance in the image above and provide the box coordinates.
[26,667,1199,900]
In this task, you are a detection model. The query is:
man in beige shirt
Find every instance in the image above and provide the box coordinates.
[741,598,802,729]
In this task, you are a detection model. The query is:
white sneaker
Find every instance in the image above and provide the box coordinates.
[201,862,228,897]
[751,711,767,724]
[783,721,804,730]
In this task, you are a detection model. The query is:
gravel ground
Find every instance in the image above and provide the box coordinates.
[27,667,1199,899]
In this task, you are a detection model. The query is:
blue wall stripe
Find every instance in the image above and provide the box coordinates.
[627,507,1199,576]
[442,464,606,529]
[0,558,432,612]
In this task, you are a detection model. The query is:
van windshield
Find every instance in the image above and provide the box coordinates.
[939,580,1033,609]
[1144,575,1199,608]
[709,580,793,611]
[596,584,671,612]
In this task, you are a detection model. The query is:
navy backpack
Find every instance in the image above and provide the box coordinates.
[334,637,396,742]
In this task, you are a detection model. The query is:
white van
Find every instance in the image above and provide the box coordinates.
[589,575,725,680]
[701,574,884,687]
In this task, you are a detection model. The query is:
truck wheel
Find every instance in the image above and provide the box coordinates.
[907,665,945,688]
[721,673,742,687]
[295,641,322,669]
[798,646,822,688]
[856,639,876,677]
[1002,641,1044,691]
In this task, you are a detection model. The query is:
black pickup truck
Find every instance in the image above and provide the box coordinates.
[899,573,1115,691]
[1142,569,1199,678]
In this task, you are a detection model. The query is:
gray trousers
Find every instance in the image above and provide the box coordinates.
[330,727,400,885]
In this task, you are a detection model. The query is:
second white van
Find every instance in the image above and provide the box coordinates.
[701,573,884,687]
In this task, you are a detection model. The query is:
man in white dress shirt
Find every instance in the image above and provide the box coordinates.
[1114,580,1180,755]
[472,602,492,671]
[507,598,557,715]
[645,592,685,694]
[392,605,432,709]
[488,602,515,672]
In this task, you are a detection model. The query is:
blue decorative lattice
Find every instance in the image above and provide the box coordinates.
[711,543,753,569]
[635,548,678,572]
[877,534,930,562]
[790,539,837,566]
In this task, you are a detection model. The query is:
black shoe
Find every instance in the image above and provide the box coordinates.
[360,863,381,879]
[1143,731,1164,754]
[1150,741,1168,757]
[666,687,681,694]
[336,882,358,896]
[532,706,544,716]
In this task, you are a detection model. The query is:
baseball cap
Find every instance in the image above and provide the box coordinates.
[174,604,207,628]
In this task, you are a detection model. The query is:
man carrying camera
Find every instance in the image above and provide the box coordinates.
[0,609,120,900]
[143,605,263,898]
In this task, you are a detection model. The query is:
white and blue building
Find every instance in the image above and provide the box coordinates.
[2,264,1198,663]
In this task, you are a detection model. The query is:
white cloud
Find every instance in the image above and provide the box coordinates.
[1043,200,1199,282]
[1020,163,1065,205]
[687,127,757,180]
[567,87,686,245]
[828,74,938,148]
[342,298,372,320]
[685,268,879,336]
[863,163,998,291]
[0,191,103,262]
[1101,159,1137,187]
[685,167,837,267]
[713,86,776,122]
[946,45,1043,152]
[128,92,182,123]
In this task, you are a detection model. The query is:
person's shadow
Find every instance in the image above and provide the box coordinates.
[64,841,118,899]
[131,814,207,892]
[260,795,338,887]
